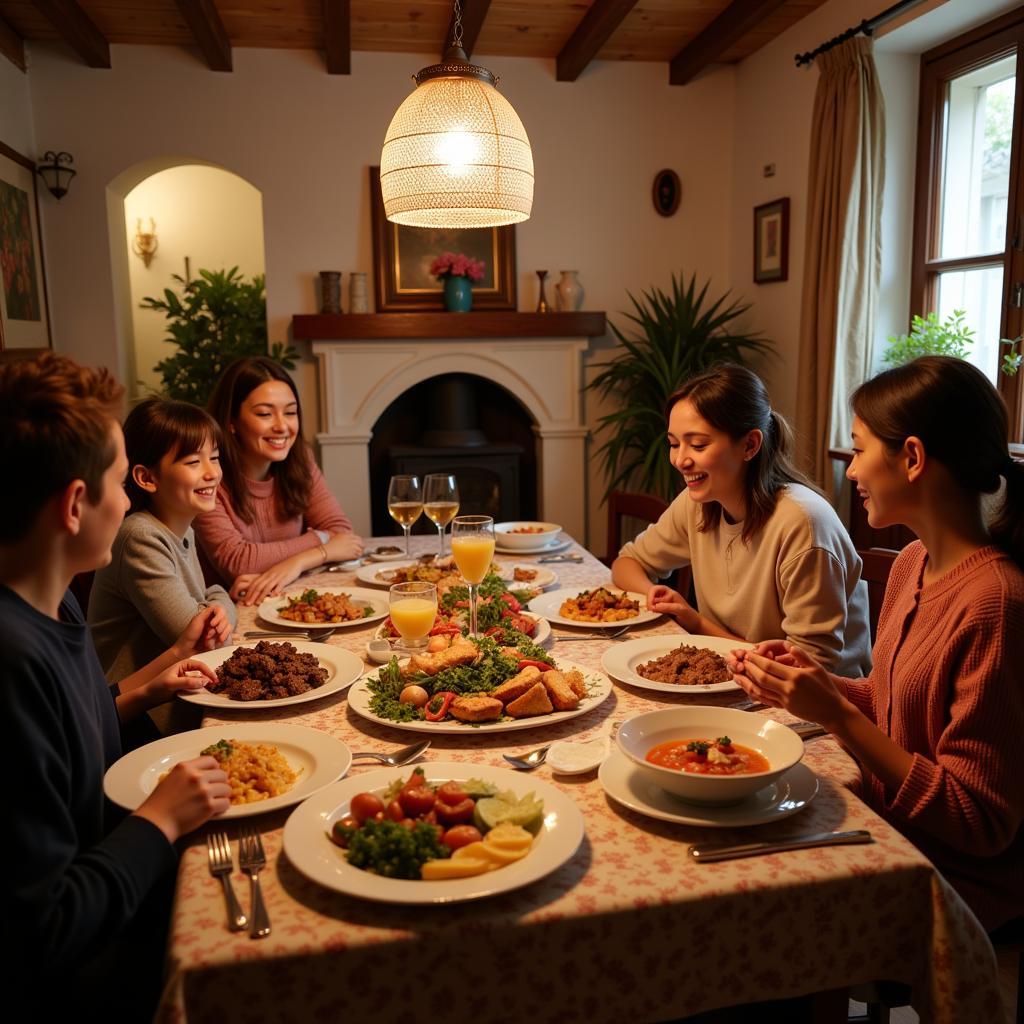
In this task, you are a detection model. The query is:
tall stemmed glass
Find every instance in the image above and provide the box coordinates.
[387,475,423,558]
[423,474,460,557]
[450,515,495,638]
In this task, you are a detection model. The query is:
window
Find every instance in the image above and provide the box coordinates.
[912,9,1024,439]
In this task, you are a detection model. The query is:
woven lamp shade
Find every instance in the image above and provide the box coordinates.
[381,73,534,229]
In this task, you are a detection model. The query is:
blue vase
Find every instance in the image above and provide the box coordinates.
[443,275,473,313]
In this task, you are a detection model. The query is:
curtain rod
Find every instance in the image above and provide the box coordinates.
[794,0,931,67]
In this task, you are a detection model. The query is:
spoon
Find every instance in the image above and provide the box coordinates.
[350,739,431,767]
[502,745,549,771]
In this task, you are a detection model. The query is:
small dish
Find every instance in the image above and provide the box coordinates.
[546,736,610,775]
[365,638,394,664]
[493,521,562,551]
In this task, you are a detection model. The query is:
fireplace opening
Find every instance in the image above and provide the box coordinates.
[369,373,538,535]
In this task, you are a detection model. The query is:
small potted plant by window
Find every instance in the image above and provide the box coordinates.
[430,252,486,313]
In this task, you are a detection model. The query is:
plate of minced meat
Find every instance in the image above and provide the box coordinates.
[178,640,365,709]
[600,635,753,694]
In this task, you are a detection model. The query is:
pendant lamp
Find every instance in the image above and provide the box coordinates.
[380,0,534,228]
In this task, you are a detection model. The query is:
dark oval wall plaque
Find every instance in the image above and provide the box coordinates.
[652,169,681,217]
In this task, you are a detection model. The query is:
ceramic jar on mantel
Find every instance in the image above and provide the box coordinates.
[555,270,583,311]
[319,271,341,314]
[349,272,368,314]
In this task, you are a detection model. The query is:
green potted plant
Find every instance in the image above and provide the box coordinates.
[881,309,974,367]
[142,266,298,405]
[587,272,773,502]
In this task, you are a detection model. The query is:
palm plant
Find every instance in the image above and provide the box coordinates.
[588,273,772,502]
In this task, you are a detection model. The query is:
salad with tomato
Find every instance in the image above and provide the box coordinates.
[329,768,543,880]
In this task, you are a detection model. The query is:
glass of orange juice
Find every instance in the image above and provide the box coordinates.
[451,515,495,637]
[388,581,437,651]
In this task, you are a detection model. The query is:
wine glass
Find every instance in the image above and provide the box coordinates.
[450,515,495,638]
[423,474,460,557]
[388,581,437,652]
[387,475,423,558]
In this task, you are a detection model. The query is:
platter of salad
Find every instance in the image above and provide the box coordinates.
[347,632,612,734]
[282,761,585,903]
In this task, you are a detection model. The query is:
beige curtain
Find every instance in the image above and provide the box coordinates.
[796,36,886,493]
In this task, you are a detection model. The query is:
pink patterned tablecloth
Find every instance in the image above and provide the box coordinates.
[157,536,1002,1024]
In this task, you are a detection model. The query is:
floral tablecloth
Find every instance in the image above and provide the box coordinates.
[157,536,1002,1024]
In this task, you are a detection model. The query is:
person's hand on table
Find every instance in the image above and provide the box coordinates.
[231,558,304,605]
[647,584,697,630]
[138,658,217,709]
[175,605,232,657]
[135,756,231,843]
[729,641,844,726]
[325,532,364,562]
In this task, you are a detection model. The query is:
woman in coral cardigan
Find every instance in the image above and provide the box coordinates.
[731,356,1024,931]
[195,357,362,605]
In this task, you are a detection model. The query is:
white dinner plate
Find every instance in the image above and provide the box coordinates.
[373,612,553,649]
[177,641,364,709]
[347,659,612,734]
[103,723,352,819]
[494,563,559,589]
[493,535,573,556]
[598,750,818,828]
[355,561,510,589]
[257,586,388,629]
[601,635,751,694]
[366,546,411,562]
[282,761,585,904]
[527,588,662,629]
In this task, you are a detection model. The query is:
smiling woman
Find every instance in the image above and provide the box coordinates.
[610,364,872,676]
[195,357,362,606]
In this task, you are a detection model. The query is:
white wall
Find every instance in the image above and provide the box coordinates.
[0,58,34,158]
[124,164,265,394]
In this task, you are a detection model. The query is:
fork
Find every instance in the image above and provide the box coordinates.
[238,826,271,939]
[206,831,247,932]
[556,625,632,642]
[244,627,338,643]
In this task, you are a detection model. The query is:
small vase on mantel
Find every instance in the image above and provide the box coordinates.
[349,271,368,314]
[443,275,473,313]
[555,270,583,312]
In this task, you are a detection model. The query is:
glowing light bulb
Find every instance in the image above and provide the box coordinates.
[435,130,479,175]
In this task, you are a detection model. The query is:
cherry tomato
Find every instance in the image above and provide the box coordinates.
[436,781,468,805]
[399,785,436,818]
[386,800,405,822]
[442,825,483,851]
[350,792,385,824]
[435,797,475,825]
[330,815,360,848]
[399,818,417,831]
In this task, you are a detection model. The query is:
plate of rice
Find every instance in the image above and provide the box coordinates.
[103,723,353,819]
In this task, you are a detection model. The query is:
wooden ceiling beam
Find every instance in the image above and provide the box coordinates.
[323,0,350,75]
[556,0,639,83]
[31,0,110,68]
[173,0,232,72]
[0,14,26,71]
[443,0,491,60]
[669,0,790,85]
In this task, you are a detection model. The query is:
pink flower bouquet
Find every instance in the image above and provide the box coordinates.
[429,252,486,282]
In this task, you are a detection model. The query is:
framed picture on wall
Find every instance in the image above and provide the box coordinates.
[753,197,789,284]
[0,140,51,350]
[369,166,517,312]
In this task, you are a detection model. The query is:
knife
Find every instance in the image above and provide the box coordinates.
[538,554,583,563]
[688,829,872,862]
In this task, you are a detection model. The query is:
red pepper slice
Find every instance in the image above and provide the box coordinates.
[424,691,457,721]
[517,659,553,672]
[500,592,522,613]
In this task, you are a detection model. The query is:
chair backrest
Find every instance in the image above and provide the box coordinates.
[858,547,899,641]
[605,490,668,561]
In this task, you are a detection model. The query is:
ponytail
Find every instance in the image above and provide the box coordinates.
[990,459,1024,569]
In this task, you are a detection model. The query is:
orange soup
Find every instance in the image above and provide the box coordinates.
[645,736,770,775]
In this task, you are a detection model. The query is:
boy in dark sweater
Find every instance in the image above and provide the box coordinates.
[0,353,232,1019]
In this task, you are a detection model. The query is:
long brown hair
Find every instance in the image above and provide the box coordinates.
[123,398,222,514]
[207,357,313,524]
[852,355,1024,567]
[664,364,816,543]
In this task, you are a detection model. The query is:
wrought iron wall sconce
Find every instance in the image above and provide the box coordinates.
[132,218,158,267]
[36,151,76,200]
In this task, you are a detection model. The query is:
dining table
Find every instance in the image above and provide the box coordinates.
[154,534,1003,1024]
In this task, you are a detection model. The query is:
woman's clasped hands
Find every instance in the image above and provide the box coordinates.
[728,639,847,730]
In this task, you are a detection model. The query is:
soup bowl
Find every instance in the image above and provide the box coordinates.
[494,521,562,550]
[616,706,804,805]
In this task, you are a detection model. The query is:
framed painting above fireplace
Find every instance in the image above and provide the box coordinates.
[369,166,517,312]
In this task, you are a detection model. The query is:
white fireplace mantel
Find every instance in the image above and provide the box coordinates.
[295,313,607,539]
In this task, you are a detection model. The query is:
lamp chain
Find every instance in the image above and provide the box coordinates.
[451,0,463,49]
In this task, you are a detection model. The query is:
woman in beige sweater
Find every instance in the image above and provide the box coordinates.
[612,364,871,676]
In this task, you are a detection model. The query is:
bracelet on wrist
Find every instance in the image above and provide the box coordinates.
[317,542,328,565]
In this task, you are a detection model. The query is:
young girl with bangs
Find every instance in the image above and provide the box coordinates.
[731,356,1024,930]
[195,357,362,606]
[612,363,871,676]
[88,398,236,682]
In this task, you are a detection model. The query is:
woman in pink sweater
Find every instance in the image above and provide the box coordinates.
[195,357,362,605]
[732,356,1024,930]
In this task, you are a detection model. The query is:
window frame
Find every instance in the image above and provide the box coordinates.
[911,8,1024,439]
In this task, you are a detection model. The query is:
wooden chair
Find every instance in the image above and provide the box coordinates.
[604,489,693,601]
[857,547,899,642]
